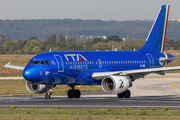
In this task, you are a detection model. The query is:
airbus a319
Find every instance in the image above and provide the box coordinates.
[5,5,180,99]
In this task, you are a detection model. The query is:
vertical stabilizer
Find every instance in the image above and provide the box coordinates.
[139,5,170,53]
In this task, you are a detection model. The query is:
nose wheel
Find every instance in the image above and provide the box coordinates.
[45,84,55,99]
[45,91,52,99]
[67,85,81,98]
[45,89,53,99]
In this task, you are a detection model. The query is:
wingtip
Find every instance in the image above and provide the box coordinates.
[4,62,11,67]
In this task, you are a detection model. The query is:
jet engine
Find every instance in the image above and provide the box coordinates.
[101,76,132,94]
[26,81,48,94]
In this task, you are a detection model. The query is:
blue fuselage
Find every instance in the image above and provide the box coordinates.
[22,50,173,85]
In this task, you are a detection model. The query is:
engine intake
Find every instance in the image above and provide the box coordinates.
[101,76,131,94]
[26,81,48,94]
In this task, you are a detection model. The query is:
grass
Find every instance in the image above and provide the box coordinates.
[0,108,179,119]
[0,80,103,97]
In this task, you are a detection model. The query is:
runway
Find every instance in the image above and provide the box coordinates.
[1,73,180,109]
[0,95,180,109]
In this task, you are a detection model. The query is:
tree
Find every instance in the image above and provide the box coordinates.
[85,38,93,50]
[0,45,4,54]
[91,42,109,50]
[165,39,174,50]
[23,39,41,53]
[46,34,57,44]
[29,37,39,40]
[57,33,67,49]
[107,35,122,42]
[68,37,76,49]
[16,40,27,50]
[3,40,17,54]
[92,38,102,44]
[32,46,42,54]
[76,40,84,50]
[0,34,6,45]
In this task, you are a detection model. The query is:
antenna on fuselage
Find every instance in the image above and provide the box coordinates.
[115,47,117,51]
[49,48,51,52]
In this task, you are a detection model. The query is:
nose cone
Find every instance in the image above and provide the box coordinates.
[23,66,41,82]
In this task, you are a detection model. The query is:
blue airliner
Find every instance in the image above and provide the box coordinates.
[5,5,180,99]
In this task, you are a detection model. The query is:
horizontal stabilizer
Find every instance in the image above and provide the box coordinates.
[160,57,180,62]
[4,62,25,70]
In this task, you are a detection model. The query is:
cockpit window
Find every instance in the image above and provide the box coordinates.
[32,61,40,65]
[40,61,45,65]
[45,60,50,65]
[28,61,32,65]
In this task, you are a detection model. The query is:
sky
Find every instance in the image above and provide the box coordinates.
[0,0,179,21]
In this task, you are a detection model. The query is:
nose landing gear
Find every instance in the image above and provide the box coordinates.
[45,85,55,99]
[67,85,81,98]
[45,89,52,99]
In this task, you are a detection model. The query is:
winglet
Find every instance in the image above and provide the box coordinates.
[4,62,11,67]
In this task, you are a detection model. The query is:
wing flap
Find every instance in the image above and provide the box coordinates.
[92,66,180,80]
[4,62,25,71]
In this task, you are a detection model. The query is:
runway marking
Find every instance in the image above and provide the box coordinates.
[169,84,180,89]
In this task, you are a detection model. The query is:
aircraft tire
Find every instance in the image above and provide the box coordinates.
[48,92,52,99]
[67,90,74,98]
[45,93,48,99]
[117,93,123,98]
[123,89,131,98]
[73,89,81,98]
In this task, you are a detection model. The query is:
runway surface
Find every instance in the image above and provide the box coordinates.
[1,73,180,109]
[0,95,180,109]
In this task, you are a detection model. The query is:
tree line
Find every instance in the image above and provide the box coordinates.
[0,19,180,40]
[0,33,179,54]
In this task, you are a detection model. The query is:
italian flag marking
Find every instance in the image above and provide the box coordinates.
[119,81,124,89]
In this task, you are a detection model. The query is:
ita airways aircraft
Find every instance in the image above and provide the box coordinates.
[4,5,180,99]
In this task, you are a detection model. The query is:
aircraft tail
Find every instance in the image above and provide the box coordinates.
[139,5,170,53]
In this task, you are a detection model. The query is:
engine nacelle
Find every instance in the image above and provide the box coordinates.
[101,76,131,94]
[26,81,48,94]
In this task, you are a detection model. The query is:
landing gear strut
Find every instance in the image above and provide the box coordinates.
[117,89,131,98]
[45,85,55,99]
[67,85,81,98]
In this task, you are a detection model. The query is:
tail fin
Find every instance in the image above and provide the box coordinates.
[139,5,170,53]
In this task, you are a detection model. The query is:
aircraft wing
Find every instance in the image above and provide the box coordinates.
[92,66,180,80]
[4,62,25,71]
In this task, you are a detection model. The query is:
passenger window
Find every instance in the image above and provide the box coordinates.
[28,61,32,65]
[40,61,45,65]
[45,60,50,65]
[32,61,40,65]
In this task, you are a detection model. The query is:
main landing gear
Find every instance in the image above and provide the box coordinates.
[67,85,81,98]
[117,89,131,98]
[45,85,55,99]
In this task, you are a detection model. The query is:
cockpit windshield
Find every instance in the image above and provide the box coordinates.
[28,60,50,65]
[40,61,45,65]
[28,61,32,65]
[45,60,50,65]
[32,61,40,65]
